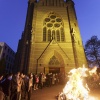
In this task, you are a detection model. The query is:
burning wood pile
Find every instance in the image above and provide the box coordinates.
[57,66,100,100]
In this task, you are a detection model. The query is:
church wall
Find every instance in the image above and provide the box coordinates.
[16,0,87,74]
[27,3,78,73]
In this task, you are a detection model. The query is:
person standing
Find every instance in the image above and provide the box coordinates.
[1,74,12,100]
[20,73,28,100]
[16,72,22,100]
[42,73,46,87]
[0,87,5,100]
[10,73,17,100]
[38,73,43,89]
[28,73,33,100]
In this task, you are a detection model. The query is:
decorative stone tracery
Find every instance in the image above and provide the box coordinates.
[43,12,65,42]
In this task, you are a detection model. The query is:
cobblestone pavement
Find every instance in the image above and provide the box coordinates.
[31,84,64,100]
[31,84,100,100]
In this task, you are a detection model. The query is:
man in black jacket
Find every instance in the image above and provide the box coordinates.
[2,74,12,100]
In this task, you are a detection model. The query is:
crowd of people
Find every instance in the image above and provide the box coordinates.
[0,72,65,100]
[0,69,100,100]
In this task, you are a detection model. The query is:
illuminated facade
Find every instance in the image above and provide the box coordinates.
[15,0,87,74]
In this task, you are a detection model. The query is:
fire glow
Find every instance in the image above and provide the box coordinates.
[58,66,99,100]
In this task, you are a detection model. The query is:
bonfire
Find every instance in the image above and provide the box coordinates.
[57,66,99,100]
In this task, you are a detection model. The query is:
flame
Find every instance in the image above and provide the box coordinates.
[60,66,99,100]
[89,66,97,75]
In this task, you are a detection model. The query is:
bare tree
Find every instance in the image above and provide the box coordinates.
[85,36,100,67]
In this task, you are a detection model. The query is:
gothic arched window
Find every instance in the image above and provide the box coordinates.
[49,56,60,65]
[43,12,65,42]
[56,30,60,41]
[43,27,46,41]
[61,27,65,41]
[48,30,51,41]
[52,30,55,40]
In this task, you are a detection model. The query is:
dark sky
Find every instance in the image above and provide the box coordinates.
[0,0,100,52]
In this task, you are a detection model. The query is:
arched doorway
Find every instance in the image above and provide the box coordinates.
[43,50,65,74]
[48,55,61,74]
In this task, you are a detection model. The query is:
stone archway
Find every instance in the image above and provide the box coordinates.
[48,55,60,73]
[43,50,65,74]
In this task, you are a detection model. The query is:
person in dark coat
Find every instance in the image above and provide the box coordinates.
[2,74,12,100]
[38,73,43,89]
[10,73,17,100]
[21,73,28,100]
[27,73,33,100]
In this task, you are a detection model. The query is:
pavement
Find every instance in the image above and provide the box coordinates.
[31,84,64,100]
[31,84,100,100]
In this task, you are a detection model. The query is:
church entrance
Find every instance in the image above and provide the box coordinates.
[44,55,65,74]
[49,67,60,74]
[48,55,61,74]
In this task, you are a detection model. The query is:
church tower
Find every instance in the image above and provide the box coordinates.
[15,0,87,74]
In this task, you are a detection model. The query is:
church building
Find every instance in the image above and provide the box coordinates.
[15,0,87,74]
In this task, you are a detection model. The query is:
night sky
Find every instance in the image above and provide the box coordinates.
[0,0,100,52]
